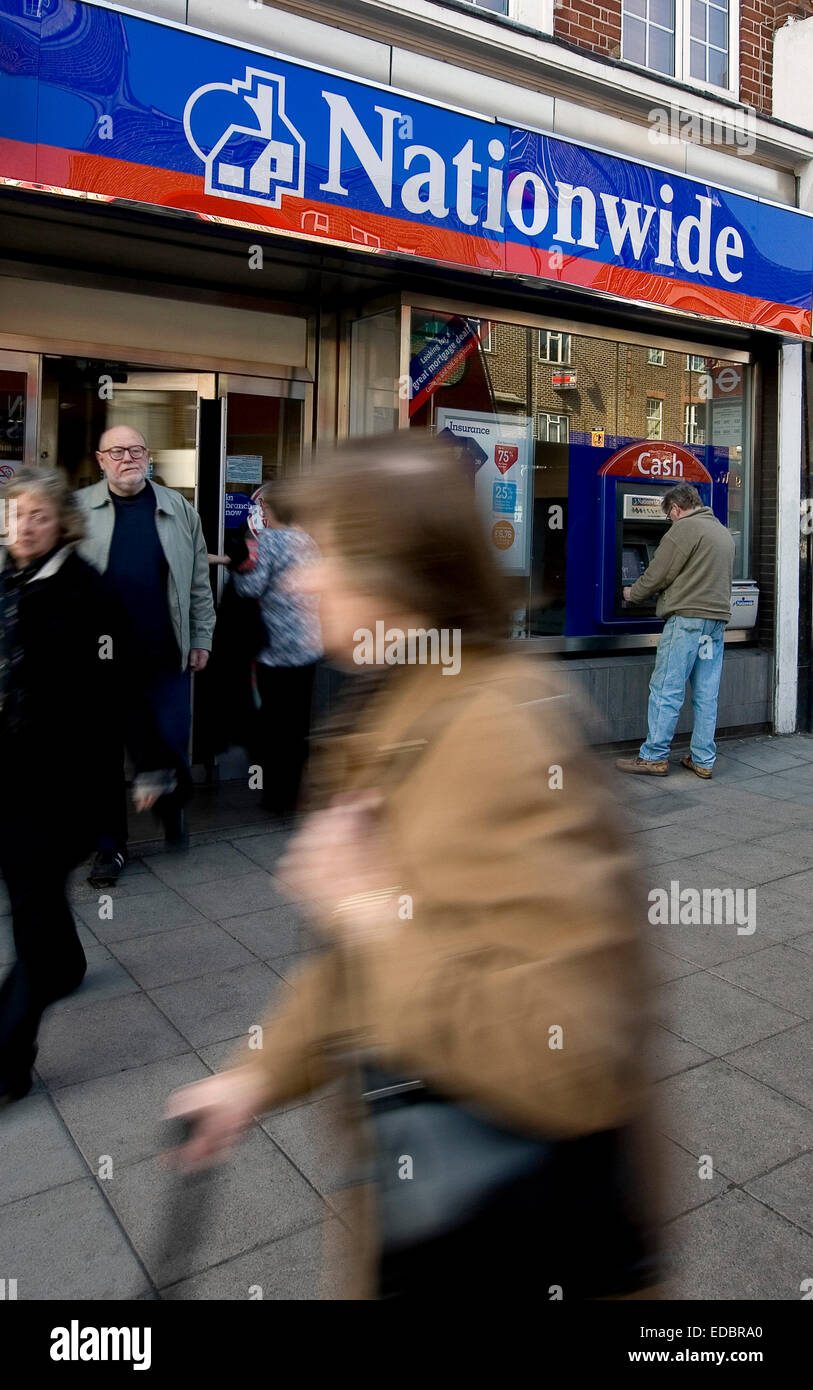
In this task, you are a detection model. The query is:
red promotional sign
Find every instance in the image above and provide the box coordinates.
[599,441,712,482]
[494,444,518,474]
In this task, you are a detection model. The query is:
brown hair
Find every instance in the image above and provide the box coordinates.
[292,431,510,643]
[662,483,703,515]
[2,465,85,545]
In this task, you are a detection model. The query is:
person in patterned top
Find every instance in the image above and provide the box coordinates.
[227,481,322,817]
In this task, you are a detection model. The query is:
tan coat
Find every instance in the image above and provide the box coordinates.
[228,648,657,1295]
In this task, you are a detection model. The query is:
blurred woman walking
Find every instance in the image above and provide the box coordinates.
[0,467,164,1103]
[167,434,660,1299]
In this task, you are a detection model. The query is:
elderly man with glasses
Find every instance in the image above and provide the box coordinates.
[76,426,216,886]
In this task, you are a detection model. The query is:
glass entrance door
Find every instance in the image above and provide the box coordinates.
[216,373,309,561]
[40,357,216,500]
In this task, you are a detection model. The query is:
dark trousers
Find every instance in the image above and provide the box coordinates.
[254,662,317,815]
[99,667,193,853]
[0,827,87,1089]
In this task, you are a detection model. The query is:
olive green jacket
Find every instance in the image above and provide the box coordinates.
[628,505,734,622]
[75,479,215,669]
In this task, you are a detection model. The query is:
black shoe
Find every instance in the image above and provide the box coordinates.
[87,850,126,889]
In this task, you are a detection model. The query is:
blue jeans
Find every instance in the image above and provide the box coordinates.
[640,616,726,768]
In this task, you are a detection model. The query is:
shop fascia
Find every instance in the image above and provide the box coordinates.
[319,94,744,283]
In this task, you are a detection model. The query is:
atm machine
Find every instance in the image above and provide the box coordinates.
[597,443,714,629]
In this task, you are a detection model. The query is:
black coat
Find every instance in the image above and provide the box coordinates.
[0,548,158,863]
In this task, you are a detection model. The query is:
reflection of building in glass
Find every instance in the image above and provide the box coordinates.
[477,323,732,451]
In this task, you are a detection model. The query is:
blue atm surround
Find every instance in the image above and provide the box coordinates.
[564,440,729,638]
[598,474,713,628]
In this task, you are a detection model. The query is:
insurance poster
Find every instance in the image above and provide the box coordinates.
[436,407,534,576]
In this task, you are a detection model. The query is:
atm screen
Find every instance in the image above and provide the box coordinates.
[621,544,648,585]
[645,542,660,566]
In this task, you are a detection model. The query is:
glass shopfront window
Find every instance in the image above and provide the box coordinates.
[407,308,751,641]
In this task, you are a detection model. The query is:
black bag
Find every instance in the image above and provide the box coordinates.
[363,1064,659,1300]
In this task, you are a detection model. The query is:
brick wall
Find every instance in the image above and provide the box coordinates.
[740,0,774,112]
[553,0,622,60]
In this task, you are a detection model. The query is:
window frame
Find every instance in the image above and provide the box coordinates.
[621,0,739,99]
[684,401,706,445]
[472,318,494,353]
[648,347,665,366]
[537,410,570,444]
[539,329,572,364]
[686,353,707,372]
[454,0,510,14]
[646,396,664,440]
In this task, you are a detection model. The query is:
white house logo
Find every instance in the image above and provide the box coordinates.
[184,68,305,209]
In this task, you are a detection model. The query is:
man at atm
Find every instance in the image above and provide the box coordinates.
[615,483,734,780]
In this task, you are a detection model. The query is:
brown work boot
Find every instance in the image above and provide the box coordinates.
[615,756,669,776]
[681,754,713,779]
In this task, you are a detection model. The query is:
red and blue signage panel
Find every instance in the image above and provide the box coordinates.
[0,0,811,333]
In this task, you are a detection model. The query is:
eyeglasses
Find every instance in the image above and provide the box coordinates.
[101,446,149,462]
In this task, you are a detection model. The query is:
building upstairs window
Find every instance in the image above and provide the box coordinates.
[622,0,735,93]
[539,330,572,363]
[646,397,664,439]
[685,402,706,445]
[538,412,570,443]
[458,0,510,12]
[648,347,665,365]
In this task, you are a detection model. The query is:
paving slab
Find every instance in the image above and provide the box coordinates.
[159,1220,332,1300]
[76,888,208,943]
[646,917,774,968]
[628,825,734,865]
[217,904,315,962]
[147,962,284,1047]
[0,1179,151,1300]
[182,870,294,920]
[713,743,813,774]
[35,992,190,1089]
[664,1190,813,1300]
[746,883,813,943]
[147,842,263,891]
[0,1094,88,1205]
[52,1052,213,1170]
[109,922,256,989]
[745,1153,813,1237]
[647,946,701,983]
[231,831,293,874]
[647,1026,712,1081]
[259,1094,350,1197]
[656,1060,813,1183]
[655,973,803,1055]
[105,1127,325,1288]
[726,1021,813,1112]
[654,1135,730,1221]
[710,945,813,1019]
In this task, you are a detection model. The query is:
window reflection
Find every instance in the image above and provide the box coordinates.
[408,309,750,637]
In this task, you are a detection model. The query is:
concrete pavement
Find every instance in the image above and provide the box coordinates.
[1,732,812,1299]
